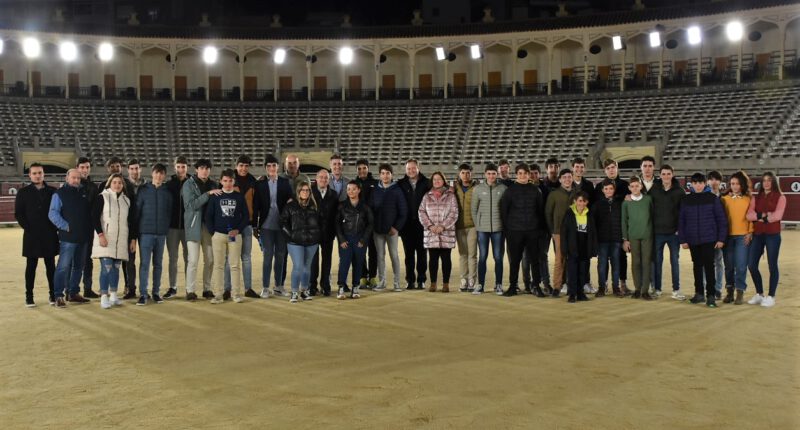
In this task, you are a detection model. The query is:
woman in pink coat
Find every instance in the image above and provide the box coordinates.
[418,172,459,292]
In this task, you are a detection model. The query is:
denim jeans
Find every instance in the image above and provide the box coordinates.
[748,233,781,297]
[139,234,166,297]
[477,231,504,287]
[653,233,680,292]
[338,235,367,287]
[260,228,287,291]
[287,243,318,293]
[714,248,724,292]
[99,257,122,294]
[54,241,87,298]
[225,225,253,292]
[166,228,188,290]
[596,241,620,289]
[723,235,749,291]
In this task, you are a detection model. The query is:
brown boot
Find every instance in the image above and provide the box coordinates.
[428,283,437,292]
[723,286,734,303]
[734,289,744,305]
[442,284,449,293]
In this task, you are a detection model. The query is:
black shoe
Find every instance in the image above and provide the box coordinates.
[245,289,260,299]
[152,294,164,304]
[163,288,177,299]
[523,284,532,294]
[568,295,577,303]
[136,295,148,306]
[689,294,705,304]
[551,288,560,298]
[49,294,55,306]
[706,297,718,308]
[577,293,590,302]
[55,297,67,308]
[186,292,198,301]
[641,293,654,301]
[714,291,722,300]
[502,286,519,297]
[68,293,90,304]
[533,286,546,298]
[25,297,36,308]
[83,289,100,299]
[416,282,425,290]
[406,282,415,290]
[202,290,215,300]
[322,288,332,297]
[596,286,606,298]
[542,284,553,295]
[631,291,641,299]
[123,289,137,300]
[343,285,351,293]
[222,291,231,301]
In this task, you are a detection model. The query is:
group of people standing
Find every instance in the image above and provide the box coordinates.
[15,153,785,309]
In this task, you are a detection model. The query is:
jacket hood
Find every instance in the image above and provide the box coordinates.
[570,203,589,217]
[378,181,397,190]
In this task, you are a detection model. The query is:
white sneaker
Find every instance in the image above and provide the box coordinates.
[392,284,403,292]
[289,292,299,303]
[300,290,313,301]
[747,294,763,305]
[233,296,244,303]
[337,287,347,300]
[273,287,285,297]
[560,285,568,294]
[472,285,483,295]
[494,285,504,296]
[460,279,468,289]
[671,290,686,301]
[260,288,270,299]
[109,292,123,306]
[655,290,663,297]
[352,286,361,299]
[760,295,775,307]
[583,284,597,294]
[210,297,223,304]
[100,294,112,309]
[374,284,386,291]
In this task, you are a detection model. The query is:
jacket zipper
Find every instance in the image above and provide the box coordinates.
[488,185,493,233]
[115,195,121,259]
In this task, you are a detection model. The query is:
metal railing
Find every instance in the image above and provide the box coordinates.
[517,83,548,96]
[379,87,410,100]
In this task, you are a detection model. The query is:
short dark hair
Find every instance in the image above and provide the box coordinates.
[629,176,642,184]
[458,163,472,172]
[558,168,573,179]
[573,191,590,202]
[601,178,616,189]
[174,156,188,165]
[641,155,656,165]
[264,154,279,166]
[105,156,123,167]
[660,164,674,173]
[220,169,236,180]
[152,163,167,174]
[406,158,419,166]
[378,163,393,174]
[691,172,706,183]
[330,154,343,161]
[602,159,617,169]
[29,162,43,170]
[127,159,140,167]
[545,158,560,168]
[76,157,91,166]
[194,159,213,169]
[484,163,498,172]
[346,180,361,189]
[530,163,541,173]
[707,170,722,181]
[236,155,252,166]
[498,159,510,167]
[571,157,585,167]
[515,163,530,174]
[356,158,369,167]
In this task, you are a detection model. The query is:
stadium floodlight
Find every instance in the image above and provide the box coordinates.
[339,47,353,65]
[274,48,286,65]
[0,39,4,55]
[202,46,218,64]
[98,42,113,62]
[612,36,623,51]
[59,41,78,62]
[726,21,743,42]
[22,37,41,58]
[470,44,481,59]
[687,26,702,45]
[435,47,446,61]
[649,32,661,48]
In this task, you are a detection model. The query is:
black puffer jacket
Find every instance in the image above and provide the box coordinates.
[280,200,322,246]
[499,182,544,233]
[591,197,623,242]
[336,199,374,245]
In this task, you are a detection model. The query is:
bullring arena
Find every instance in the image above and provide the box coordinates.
[1,0,800,428]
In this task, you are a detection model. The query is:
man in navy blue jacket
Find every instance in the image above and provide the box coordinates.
[679,172,728,308]
[135,164,173,305]
[206,169,249,304]
[253,154,293,298]
[369,164,408,292]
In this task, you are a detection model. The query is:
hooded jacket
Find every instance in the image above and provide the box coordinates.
[369,181,408,235]
[136,182,173,236]
[560,204,598,258]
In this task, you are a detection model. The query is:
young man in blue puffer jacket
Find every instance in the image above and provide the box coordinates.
[135,163,173,305]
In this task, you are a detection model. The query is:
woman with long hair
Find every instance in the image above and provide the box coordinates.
[745,172,786,307]
[721,171,753,305]
[280,181,321,303]
[418,172,458,292]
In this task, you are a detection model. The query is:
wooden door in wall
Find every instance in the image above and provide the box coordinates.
[348,75,362,99]
[104,74,115,97]
[487,71,502,96]
[208,76,222,100]
[278,76,292,100]
[139,75,153,99]
[452,72,466,97]
[31,71,41,95]
[381,74,395,98]
[418,73,432,97]
[244,76,257,100]
[313,76,327,99]
[174,76,187,99]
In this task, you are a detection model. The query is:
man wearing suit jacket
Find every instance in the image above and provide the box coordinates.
[253,154,293,297]
[310,169,340,296]
[329,154,351,202]
[397,159,432,290]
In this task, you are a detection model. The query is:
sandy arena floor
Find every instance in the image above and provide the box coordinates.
[0,227,798,429]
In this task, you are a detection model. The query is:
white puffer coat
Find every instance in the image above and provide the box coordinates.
[92,189,131,261]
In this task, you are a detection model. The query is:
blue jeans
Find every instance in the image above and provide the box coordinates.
[260,228,287,290]
[54,241,87,298]
[225,225,253,292]
[287,243,318,293]
[596,241,620,289]
[748,233,781,297]
[477,231,504,286]
[723,235,749,291]
[653,233,680,292]
[99,257,122,294]
[139,234,166,297]
[338,234,367,287]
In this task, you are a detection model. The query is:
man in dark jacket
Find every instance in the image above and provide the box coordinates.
[397,159,431,290]
[593,158,631,290]
[76,157,100,298]
[135,164,173,305]
[122,158,147,299]
[224,155,260,299]
[499,163,544,297]
[591,179,624,297]
[15,163,59,307]
[309,169,339,296]
[48,169,92,308]
[354,158,379,289]
[253,154,293,297]
[649,164,686,300]
[369,163,408,292]
[164,156,189,299]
